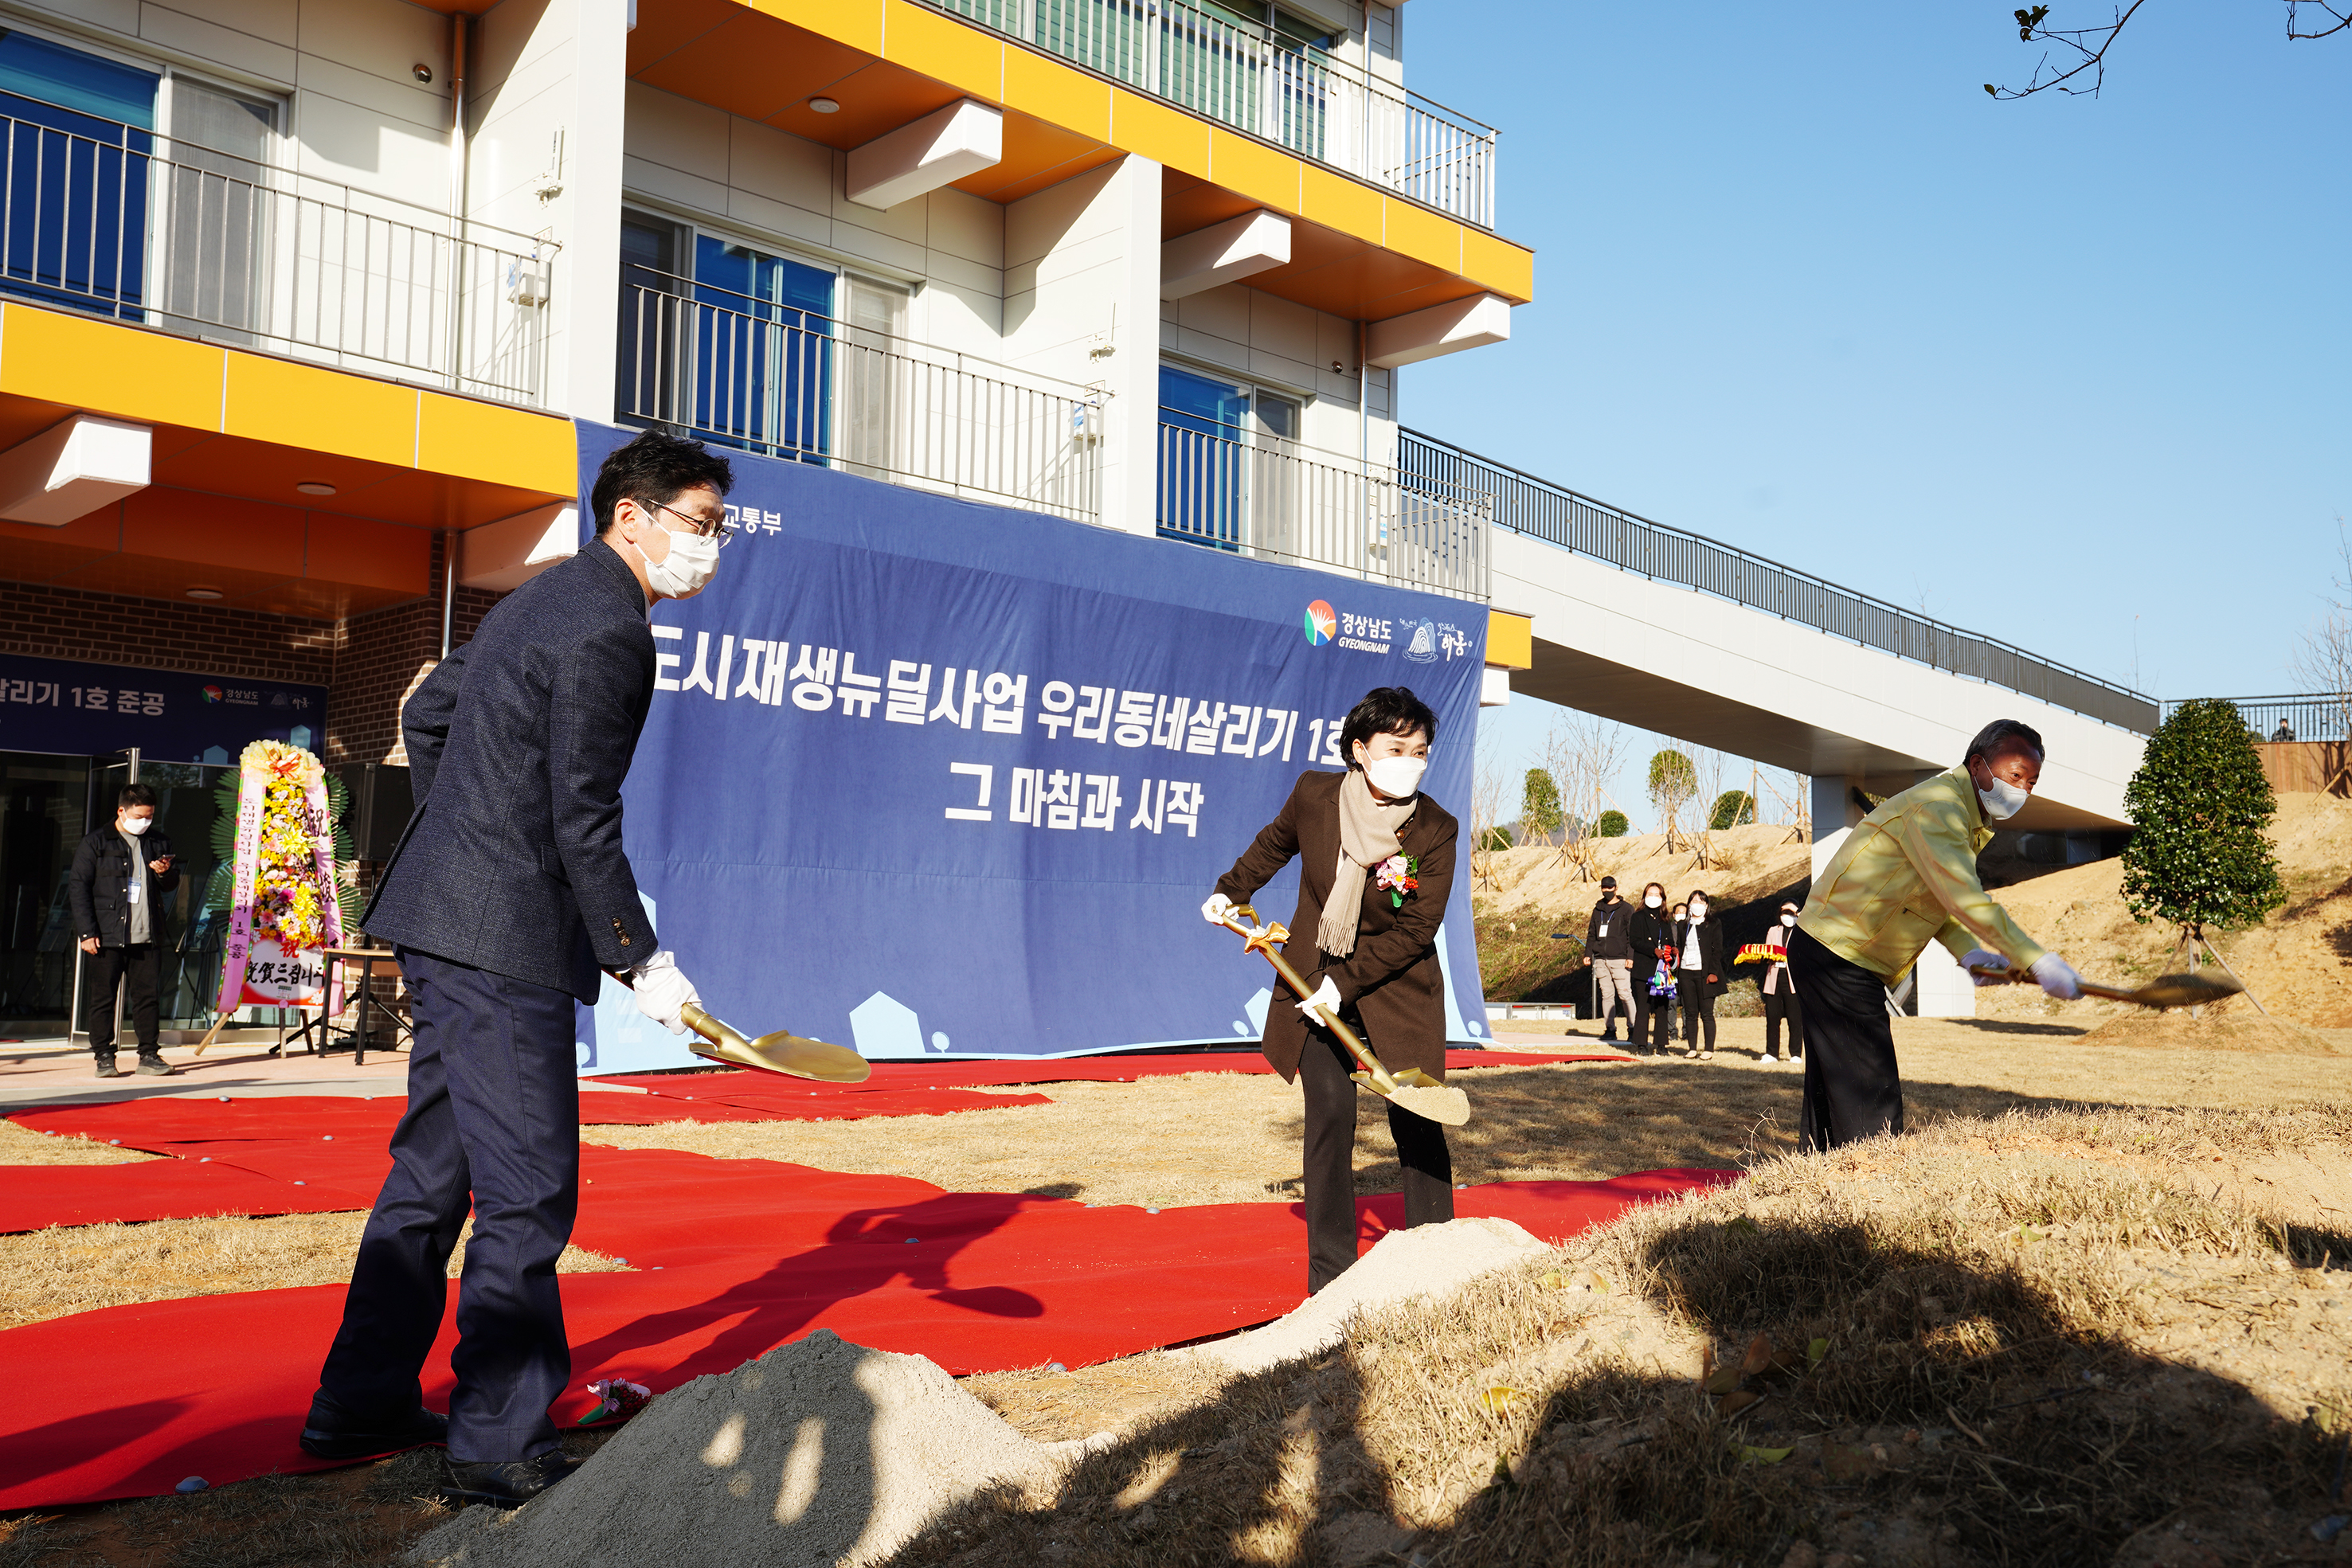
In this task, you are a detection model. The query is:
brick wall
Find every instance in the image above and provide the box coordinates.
[327,534,503,768]
[2,532,505,768]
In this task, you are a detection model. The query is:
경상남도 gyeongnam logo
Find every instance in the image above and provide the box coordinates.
[1303,600,1336,646]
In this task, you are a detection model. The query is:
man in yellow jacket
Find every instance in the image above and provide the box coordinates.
[1790,719,2083,1150]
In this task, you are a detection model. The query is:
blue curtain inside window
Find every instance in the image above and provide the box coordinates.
[0,33,157,319]
[691,236,835,463]
[1158,366,1250,546]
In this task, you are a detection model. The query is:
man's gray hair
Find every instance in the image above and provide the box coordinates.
[1963,718,2045,766]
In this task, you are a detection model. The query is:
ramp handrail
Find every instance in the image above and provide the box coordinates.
[1399,428,2158,733]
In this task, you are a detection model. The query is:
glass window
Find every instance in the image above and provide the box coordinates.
[690,236,835,462]
[0,31,156,130]
[0,33,158,322]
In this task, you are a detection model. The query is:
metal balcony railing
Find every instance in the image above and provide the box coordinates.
[0,107,550,405]
[1159,416,1488,600]
[1399,428,2161,733]
[927,0,1497,229]
[2163,694,2352,743]
[621,272,1102,524]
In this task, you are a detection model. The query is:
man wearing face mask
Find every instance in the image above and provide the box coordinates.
[1203,686,1458,1294]
[302,431,732,1510]
[68,781,180,1077]
[1790,719,2080,1149]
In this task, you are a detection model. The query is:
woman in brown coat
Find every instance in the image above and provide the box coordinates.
[1202,686,1460,1294]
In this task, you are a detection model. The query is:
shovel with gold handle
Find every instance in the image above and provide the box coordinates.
[604,970,871,1083]
[1966,964,2242,1011]
[1219,905,1470,1127]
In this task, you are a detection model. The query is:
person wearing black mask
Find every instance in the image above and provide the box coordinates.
[68,782,179,1078]
[1626,881,1675,1056]
[1580,875,1632,1043]
[1674,890,1727,1060]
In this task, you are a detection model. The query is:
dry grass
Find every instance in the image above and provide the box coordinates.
[894,1105,2352,1568]
[0,1213,628,1332]
[0,1116,162,1166]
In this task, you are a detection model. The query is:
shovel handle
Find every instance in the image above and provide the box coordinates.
[1221,906,1403,1094]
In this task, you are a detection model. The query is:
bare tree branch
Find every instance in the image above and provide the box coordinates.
[2287,0,2352,38]
[1990,2,2346,100]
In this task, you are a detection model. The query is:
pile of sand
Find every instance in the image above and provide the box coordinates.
[407,1220,1552,1568]
[405,1331,1081,1568]
[1180,1217,1551,1377]
[2076,1010,2346,1055]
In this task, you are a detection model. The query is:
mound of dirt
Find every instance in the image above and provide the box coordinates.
[2076,1010,2348,1055]
[1474,823,1811,917]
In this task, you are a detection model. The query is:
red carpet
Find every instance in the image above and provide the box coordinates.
[0,1161,1738,1511]
[0,1160,381,1232]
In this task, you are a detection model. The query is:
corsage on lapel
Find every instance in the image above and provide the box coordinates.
[1376,853,1420,908]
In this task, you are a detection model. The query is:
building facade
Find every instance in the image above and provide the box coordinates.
[0,0,1531,1029]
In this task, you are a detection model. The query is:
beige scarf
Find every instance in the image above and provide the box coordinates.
[1318,768,1417,958]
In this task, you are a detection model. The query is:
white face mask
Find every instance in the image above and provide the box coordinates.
[1361,754,1426,800]
[1645,894,1662,909]
[637,510,721,600]
[1780,913,1797,928]
[119,815,151,836]
[1976,772,2029,822]
[1689,904,1707,922]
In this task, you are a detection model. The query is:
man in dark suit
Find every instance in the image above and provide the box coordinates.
[68,780,179,1077]
[300,431,734,1509]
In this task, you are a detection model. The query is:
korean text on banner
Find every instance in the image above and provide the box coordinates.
[215,741,345,1016]
[573,420,1489,1075]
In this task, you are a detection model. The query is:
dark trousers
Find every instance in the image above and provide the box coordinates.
[1676,972,1716,1051]
[1763,981,1804,1058]
[1630,971,1674,1051]
[1299,1027,1452,1295]
[1787,925,1903,1152]
[315,948,580,1461]
[82,941,160,1054]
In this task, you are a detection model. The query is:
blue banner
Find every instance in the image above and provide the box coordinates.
[0,651,327,761]
[573,423,1490,1072]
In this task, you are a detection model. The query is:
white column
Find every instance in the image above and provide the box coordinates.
[1810,774,1865,882]
[1102,154,1162,537]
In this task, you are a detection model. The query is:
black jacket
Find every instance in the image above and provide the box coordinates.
[1670,917,1728,995]
[361,539,661,1003]
[1583,895,1632,960]
[1629,905,1675,967]
[68,824,180,947]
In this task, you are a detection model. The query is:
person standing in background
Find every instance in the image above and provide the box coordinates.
[68,782,178,1078]
[1627,881,1674,1057]
[1675,890,1726,1060]
[1581,875,1633,1043]
[1758,900,1803,1066]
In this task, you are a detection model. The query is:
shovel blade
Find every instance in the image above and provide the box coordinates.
[1348,1070,1472,1127]
[2123,972,2244,1011]
[684,1005,871,1083]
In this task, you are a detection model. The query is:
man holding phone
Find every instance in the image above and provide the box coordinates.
[68,780,180,1077]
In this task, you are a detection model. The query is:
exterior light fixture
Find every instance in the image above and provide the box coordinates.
[413,64,432,83]
[186,586,224,600]
[296,481,337,495]
[808,96,839,113]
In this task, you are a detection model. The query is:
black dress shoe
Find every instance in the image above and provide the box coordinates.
[299,1404,448,1460]
[436,1450,579,1510]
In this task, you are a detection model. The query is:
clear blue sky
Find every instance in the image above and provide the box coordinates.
[1402,2,2349,825]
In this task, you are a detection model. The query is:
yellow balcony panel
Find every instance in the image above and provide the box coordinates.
[0,306,225,432]
[750,0,883,55]
[1486,609,1533,671]
[1107,88,1211,174]
[1461,228,1536,304]
[1207,127,1301,213]
[419,393,577,499]
[881,0,1004,101]
[1382,196,1462,279]
[1299,163,1383,245]
[224,353,418,470]
[1002,46,1111,142]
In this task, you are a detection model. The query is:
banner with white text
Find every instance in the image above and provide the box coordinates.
[572,422,1491,1073]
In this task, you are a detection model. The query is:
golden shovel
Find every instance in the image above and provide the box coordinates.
[1219,905,1470,1127]
[1967,964,2242,1011]
[605,971,871,1083]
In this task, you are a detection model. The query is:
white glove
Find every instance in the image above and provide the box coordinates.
[2029,952,2083,1001]
[1202,892,1238,927]
[1961,948,2009,986]
[630,950,702,1035]
[1294,975,1342,1023]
